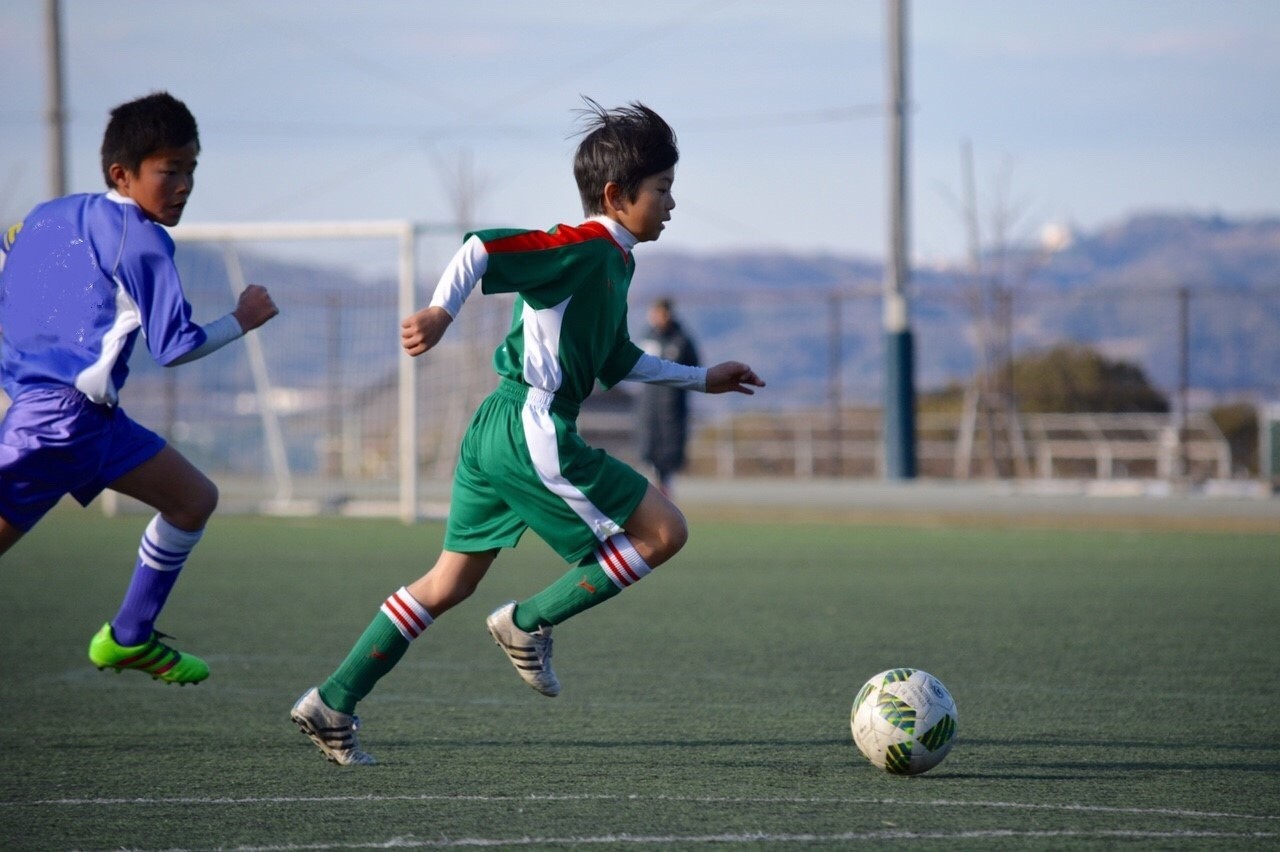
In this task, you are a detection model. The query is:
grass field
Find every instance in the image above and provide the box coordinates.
[1,501,1277,849]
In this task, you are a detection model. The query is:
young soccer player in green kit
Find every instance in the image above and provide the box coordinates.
[291,99,764,765]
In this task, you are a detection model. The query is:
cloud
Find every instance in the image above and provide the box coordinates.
[964,21,1256,64]
[1122,28,1250,60]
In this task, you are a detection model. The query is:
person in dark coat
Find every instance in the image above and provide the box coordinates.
[637,298,700,496]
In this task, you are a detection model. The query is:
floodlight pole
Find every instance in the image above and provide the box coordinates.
[883,0,917,479]
[44,0,67,197]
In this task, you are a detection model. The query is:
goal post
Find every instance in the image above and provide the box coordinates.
[1262,402,1280,491]
[166,218,490,522]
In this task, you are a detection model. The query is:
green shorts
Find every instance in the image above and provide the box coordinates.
[444,379,650,563]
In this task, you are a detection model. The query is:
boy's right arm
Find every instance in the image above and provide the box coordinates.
[401,306,453,357]
[166,284,279,367]
[232,283,279,332]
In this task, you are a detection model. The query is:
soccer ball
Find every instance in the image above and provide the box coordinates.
[850,668,958,775]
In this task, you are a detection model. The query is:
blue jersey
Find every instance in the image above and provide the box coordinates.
[0,191,206,406]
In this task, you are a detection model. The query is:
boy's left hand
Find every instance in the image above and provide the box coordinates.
[705,361,765,395]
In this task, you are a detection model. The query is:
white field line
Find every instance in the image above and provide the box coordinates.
[77,828,1280,850]
[3,794,1276,822]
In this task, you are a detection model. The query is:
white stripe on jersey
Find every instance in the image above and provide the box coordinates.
[74,278,142,405]
[520,296,570,391]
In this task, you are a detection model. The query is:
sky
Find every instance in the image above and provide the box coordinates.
[2,0,1279,271]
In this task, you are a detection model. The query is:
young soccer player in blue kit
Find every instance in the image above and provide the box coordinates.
[292,100,764,765]
[0,91,278,684]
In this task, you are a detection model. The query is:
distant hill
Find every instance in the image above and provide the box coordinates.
[1026,213,1280,292]
[631,213,1280,405]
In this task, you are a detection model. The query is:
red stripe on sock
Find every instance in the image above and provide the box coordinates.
[384,592,425,637]
[598,539,639,586]
[595,543,626,586]
[394,591,428,631]
[607,538,643,584]
[383,604,417,638]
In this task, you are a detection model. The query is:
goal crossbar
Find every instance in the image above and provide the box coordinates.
[172,219,427,522]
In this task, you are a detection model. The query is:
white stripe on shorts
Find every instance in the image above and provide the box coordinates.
[522,398,625,543]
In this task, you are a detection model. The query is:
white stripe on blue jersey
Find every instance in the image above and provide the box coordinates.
[0,192,206,405]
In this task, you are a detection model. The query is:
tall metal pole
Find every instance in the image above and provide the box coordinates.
[828,291,844,476]
[45,0,67,197]
[883,0,917,479]
[1177,285,1190,480]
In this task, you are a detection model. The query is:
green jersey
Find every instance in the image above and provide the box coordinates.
[474,220,645,404]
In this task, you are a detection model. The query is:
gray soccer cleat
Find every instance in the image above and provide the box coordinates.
[485,601,560,697]
[290,687,377,766]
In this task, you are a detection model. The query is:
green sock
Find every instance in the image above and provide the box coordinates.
[514,560,620,631]
[318,611,409,714]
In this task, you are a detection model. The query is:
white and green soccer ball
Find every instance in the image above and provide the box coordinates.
[850,668,959,775]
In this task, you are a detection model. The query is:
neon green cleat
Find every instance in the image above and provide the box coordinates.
[87,623,210,685]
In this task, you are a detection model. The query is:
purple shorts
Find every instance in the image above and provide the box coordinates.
[0,387,166,531]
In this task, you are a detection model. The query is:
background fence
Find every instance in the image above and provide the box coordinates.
[3,225,1274,515]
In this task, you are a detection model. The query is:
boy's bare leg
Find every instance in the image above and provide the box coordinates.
[406,549,499,616]
[515,483,687,626]
[619,484,689,568]
[85,445,219,682]
[309,550,497,716]
[495,484,691,697]
[1,443,216,561]
[109,444,218,532]
[0,517,24,558]
[514,484,689,633]
[293,550,499,764]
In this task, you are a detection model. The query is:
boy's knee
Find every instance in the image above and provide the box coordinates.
[625,489,689,567]
[169,477,218,531]
[193,477,219,521]
[651,510,689,564]
[667,513,689,553]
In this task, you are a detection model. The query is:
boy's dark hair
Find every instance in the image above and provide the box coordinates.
[100,91,200,188]
[573,98,678,216]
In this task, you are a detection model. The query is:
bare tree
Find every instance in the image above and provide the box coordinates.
[938,141,1050,478]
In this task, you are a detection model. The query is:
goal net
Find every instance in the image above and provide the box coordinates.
[115,219,514,521]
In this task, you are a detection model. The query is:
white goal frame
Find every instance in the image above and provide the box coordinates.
[172,220,424,522]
